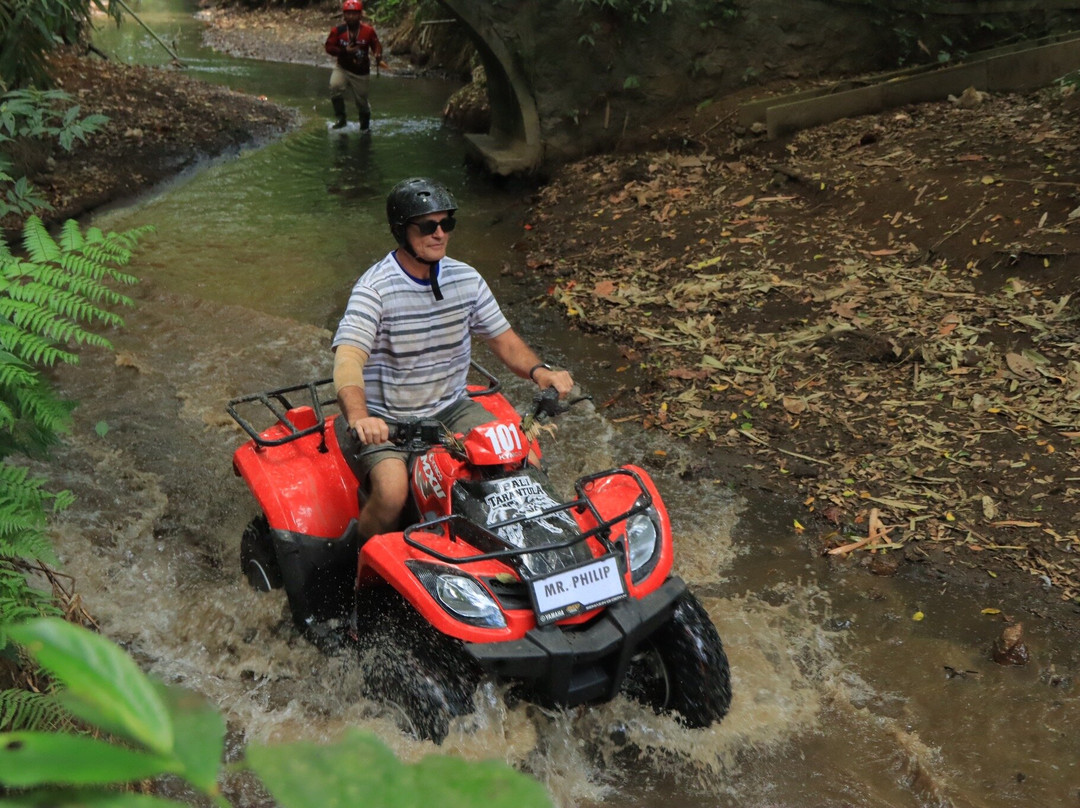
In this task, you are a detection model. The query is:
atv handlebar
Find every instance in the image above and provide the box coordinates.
[355,387,592,453]
[521,387,592,433]
[226,363,587,451]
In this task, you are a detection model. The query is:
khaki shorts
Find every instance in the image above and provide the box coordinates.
[334,397,495,482]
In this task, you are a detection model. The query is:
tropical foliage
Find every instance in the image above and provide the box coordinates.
[0,0,122,90]
[0,88,109,220]
[0,216,146,736]
[0,618,553,807]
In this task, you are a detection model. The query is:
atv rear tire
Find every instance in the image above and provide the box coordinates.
[356,588,480,743]
[240,514,283,592]
[624,590,731,728]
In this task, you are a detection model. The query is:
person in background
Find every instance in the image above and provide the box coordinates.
[332,177,575,542]
[324,0,382,130]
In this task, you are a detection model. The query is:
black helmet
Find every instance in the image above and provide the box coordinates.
[386,177,457,245]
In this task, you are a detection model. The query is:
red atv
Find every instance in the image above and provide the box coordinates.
[228,365,731,741]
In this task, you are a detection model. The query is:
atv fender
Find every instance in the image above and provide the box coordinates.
[232,410,360,539]
[272,518,360,626]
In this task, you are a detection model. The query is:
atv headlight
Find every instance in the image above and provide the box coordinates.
[435,574,506,626]
[625,508,659,575]
[408,561,507,628]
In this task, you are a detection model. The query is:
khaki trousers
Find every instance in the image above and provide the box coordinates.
[329,66,371,117]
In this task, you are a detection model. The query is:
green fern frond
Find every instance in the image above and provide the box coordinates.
[0,560,63,649]
[0,297,120,346]
[51,489,74,511]
[0,687,68,732]
[80,243,132,267]
[0,217,147,715]
[56,253,112,288]
[82,225,153,253]
[0,528,54,561]
[12,259,134,311]
[58,218,84,252]
[0,400,14,433]
[7,381,76,441]
[0,463,51,515]
[0,355,36,391]
[21,216,60,264]
[0,323,79,367]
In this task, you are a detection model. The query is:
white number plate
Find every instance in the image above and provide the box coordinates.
[529,555,626,626]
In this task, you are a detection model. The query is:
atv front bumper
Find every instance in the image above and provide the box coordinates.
[465,576,687,708]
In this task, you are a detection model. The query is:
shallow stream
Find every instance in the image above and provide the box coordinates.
[39,2,1080,806]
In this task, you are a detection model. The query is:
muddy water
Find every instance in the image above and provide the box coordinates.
[39,3,1080,806]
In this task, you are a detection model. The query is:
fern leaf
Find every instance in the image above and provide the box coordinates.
[0,294,119,344]
[6,381,76,443]
[0,400,15,433]
[20,216,60,264]
[0,528,54,561]
[0,324,76,367]
[81,243,132,267]
[58,218,84,252]
[0,687,68,732]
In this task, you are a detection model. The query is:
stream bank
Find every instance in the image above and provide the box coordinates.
[6,49,298,233]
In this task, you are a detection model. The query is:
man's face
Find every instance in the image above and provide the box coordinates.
[407,211,455,263]
[343,10,361,24]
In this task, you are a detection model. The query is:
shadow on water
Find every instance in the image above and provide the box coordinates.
[41,2,1080,807]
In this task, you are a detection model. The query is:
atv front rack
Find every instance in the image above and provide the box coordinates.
[403,467,654,573]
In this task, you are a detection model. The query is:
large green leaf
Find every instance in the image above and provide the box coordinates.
[0,732,180,788]
[411,754,553,806]
[155,683,225,796]
[247,729,552,808]
[8,619,174,756]
[0,788,185,807]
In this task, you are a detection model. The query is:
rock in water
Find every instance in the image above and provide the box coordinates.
[992,622,1029,666]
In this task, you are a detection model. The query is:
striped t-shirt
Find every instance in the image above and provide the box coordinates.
[332,251,511,419]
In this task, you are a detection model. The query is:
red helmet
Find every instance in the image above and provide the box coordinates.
[342,0,363,11]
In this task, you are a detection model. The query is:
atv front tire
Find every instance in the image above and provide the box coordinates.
[240,514,283,592]
[356,588,480,743]
[625,590,731,727]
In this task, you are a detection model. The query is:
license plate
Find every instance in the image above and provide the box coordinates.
[529,555,626,626]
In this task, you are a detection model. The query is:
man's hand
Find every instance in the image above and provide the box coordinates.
[533,366,575,398]
[350,415,390,445]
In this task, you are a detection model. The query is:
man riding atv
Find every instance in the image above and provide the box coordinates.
[332,177,575,546]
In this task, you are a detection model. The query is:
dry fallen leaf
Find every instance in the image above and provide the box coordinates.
[593,279,617,297]
[782,396,808,414]
[1005,352,1041,381]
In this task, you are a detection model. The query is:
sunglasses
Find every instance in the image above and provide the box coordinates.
[410,216,456,235]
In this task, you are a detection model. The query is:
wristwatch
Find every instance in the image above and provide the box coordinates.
[529,362,552,382]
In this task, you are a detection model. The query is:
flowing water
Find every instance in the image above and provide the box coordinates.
[38,2,1080,806]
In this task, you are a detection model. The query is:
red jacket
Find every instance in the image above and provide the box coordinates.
[325,23,381,76]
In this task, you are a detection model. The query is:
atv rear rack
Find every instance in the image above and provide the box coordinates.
[227,379,337,448]
[403,467,654,572]
[227,362,505,449]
